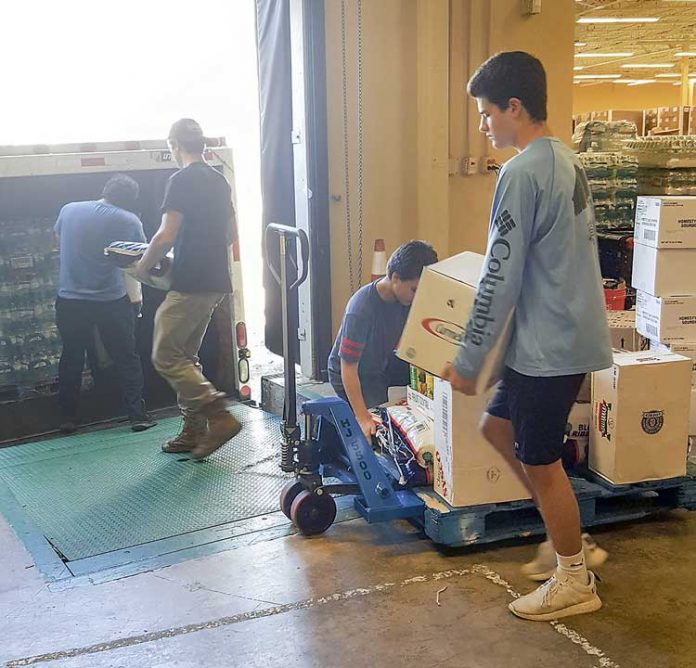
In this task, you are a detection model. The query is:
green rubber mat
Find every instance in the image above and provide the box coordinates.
[0,405,286,561]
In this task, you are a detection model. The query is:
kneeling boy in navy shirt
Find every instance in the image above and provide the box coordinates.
[328,241,438,440]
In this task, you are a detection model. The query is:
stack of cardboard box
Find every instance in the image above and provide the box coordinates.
[654,106,683,134]
[398,251,530,507]
[632,195,696,439]
[585,195,696,486]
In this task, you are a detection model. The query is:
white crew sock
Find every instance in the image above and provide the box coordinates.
[557,548,589,585]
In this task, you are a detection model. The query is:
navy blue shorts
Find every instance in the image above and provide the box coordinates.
[486,367,585,466]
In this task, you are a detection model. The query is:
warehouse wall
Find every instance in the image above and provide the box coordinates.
[324,0,418,330]
[573,82,682,115]
[325,0,575,331]
[448,0,575,255]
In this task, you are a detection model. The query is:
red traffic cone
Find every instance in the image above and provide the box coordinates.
[371,239,387,281]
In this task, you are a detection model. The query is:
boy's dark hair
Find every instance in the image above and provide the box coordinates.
[102,174,139,211]
[169,118,206,154]
[387,240,438,280]
[467,51,547,122]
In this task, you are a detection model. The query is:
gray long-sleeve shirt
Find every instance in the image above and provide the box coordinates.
[454,137,613,379]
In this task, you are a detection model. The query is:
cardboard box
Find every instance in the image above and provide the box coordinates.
[634,196,696,248]
[397,252,513,394]
[409,365,434,399]
[691,388,696,436]
[590,351,692,484]
[632,242,696,296]
[407,386,434,421]
[432,378,530,507]
[606,310,647,351]
[649,339,696,386]
[609,109,645,134]
[636,292,696,343]
[566,402,591,463]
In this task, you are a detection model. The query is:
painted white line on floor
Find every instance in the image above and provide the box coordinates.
[472,564,620,668]
[7,565,620,667]
[6,568,474,666]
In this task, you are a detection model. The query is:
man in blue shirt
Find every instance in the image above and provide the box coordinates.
[442,52,612,622]
[55,174,155,433]
[328,241,438,440]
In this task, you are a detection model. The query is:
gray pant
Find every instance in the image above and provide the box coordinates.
[152,291,225,412]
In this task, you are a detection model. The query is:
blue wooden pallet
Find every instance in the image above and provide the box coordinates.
[415,464,696,548]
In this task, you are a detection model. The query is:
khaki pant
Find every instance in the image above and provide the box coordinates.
[152,291,225,412]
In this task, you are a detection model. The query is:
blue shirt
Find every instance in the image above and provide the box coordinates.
[453,137,613,379]
[55,200,146,301]
[328,281,410,408]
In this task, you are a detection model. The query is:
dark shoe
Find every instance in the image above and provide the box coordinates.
[162,412,207,453]
[59,421,78,435]
[191,399,242,460]
[130,415,157,432]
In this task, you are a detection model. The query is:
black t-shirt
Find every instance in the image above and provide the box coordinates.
[161,162,234,293]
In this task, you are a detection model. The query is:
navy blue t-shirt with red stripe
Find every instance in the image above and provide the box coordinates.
[328,281,410,408]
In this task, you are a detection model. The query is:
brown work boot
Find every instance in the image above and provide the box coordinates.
[162,412,207,453]
[191,399,242,460]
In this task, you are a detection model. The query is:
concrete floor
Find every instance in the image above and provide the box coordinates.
[3,502,696,668]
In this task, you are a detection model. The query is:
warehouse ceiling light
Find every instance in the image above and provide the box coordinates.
[575,41,587,47]
[574,66,585,70]
[655,73,682,77]
[574,74,622,79]
[577,17,660,24]
[622,63,675,68]
[575,52,635,57]
[626,79,657,86]
[675,52,696,56]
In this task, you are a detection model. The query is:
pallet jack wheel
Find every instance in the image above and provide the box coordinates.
[290,490,337,536]
[280,480,305,519]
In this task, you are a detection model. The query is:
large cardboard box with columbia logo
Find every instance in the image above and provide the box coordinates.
[397,251,513,394]
[432,378,530,507]
[590,351,692,485]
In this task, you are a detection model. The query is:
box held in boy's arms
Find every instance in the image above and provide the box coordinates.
[397,251,513,394]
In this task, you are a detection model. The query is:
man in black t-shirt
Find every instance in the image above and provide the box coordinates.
[135,119,241,459]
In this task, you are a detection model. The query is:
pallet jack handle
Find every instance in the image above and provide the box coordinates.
[264,223,310,472]
[265,224,310,292]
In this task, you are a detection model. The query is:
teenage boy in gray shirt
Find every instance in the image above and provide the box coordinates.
[443,52,612,622]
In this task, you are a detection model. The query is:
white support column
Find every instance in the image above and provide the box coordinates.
[681,56,691,131]
[289,0,315,379]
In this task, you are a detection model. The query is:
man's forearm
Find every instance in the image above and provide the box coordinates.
[341,360,370,418]
[139,234,173,272]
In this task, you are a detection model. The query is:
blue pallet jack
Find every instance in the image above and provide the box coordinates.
[265,224,424,536]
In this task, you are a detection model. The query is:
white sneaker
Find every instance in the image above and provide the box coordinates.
[509,570,602,622]
[521,533,608,582]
